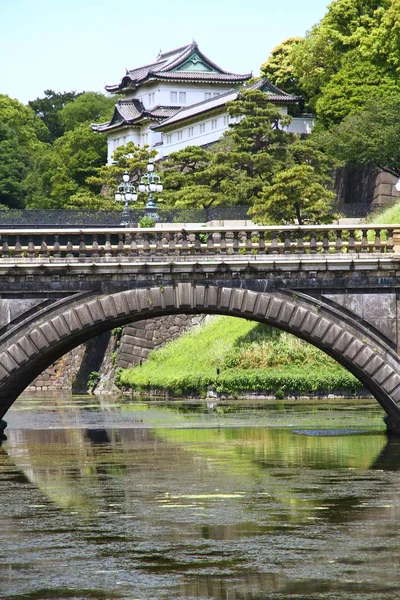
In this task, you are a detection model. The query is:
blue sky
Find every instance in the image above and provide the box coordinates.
[1,0,330,105]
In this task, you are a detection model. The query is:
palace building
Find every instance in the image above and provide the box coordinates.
[91,42,314,163]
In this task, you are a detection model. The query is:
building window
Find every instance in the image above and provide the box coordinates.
[166,134,172,144]
[179,92,186,103]
[188,126,194,137]
[204,92,211,100]
[177,130,183,141]
[223,116,228,125]
[200,123,206,133]
[213,93,219,97]
[142,133,148,144]
[170,91,177,103]
[211,119,218,130]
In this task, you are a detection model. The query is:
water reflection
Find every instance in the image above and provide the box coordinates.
[2,396,400,599]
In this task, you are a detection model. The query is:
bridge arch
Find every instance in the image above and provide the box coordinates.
[1,283,400,433]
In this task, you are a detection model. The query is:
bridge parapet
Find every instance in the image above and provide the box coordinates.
[0,224,397,261]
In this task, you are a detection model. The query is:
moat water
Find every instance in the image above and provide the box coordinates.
[1,394,400,599]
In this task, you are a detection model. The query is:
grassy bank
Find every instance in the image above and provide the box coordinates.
[119,316,361,398]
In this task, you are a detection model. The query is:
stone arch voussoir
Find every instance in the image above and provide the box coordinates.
[1,282,400,430]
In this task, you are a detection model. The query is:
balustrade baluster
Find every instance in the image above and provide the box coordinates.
[155,232,163,255]
[374,229,382,253]
[117,233,125,256]
[194,232,201,254]
[53,234,61,258]
[168,233,176,254]
[258,231,265,254]
[130,233,138,256]
[284,231,291,254]
[296,230,304,254]
[181,231,189,256]
[335,230,343,254]
[387,228,394,253]
[14,235,22,258]
[206,232,215,254]
[361,229,368,253]
[310,231,317,254]
[66,237,73,258]
[219,231,227,254]
[27,237,35,258]
[1,236,8,258]
[91,234,99,257]
[245,231,253,254]
[348,229,356,254]
[79,234,86,258]
[322,231,330,254]
[233,231,240,254]
[40,235,48,258]
[143,233,151,254]
[105,233,112,257]
[271,231,279,254]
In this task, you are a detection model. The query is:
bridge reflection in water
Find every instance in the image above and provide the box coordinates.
[2,397,400,599]
[0,224,399,431]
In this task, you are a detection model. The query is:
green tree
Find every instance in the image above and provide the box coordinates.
[0,95,48,208]
[28,90,81,143]
[60,92,116,132]
[261,38,304,101]
[25,124,108,208]
[315,93,400,178]
[290,0,397,121]
[251,139,335,224]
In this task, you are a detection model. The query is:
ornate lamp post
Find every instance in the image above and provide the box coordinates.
[138,160,163,222]
[115,171,138,226]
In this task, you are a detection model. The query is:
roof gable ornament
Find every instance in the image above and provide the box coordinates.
[174,51,214,73]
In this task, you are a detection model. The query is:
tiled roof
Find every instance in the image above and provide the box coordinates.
[91,101,181,133]
[152,78,299,131]
[105,42,251,93]
[152,90,238,130]
[247,77,299,101]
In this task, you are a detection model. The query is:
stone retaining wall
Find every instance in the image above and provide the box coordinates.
[30,314,205,393]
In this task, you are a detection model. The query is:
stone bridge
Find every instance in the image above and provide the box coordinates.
[1,223,400,433]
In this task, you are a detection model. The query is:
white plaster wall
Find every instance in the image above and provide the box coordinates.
[287,116,315,135]
[127,82,232,108]
[161,111,234,156]
[107,128,141,164]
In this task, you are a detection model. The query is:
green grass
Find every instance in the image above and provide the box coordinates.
[119,316,361,397]
[365,201,400,224]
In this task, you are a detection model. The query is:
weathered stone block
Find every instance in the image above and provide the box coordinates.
[0,352,18,373]
[86,300,104,323]
[343,339,365,361]
[63,309,81,332]
[194,286,206,308]
[333,331,354,354]
[278,302,295,325]
[161,286,175,308]
[300,312,319,335]
[122,291,139,313]
[230,289,245,312]
[40,323,59,344]
[8,344,28,365]
[363,354,385,376]
[206,286,218,308]
[100,297,117,319]
[18,336,38,358]
[51,316,70,338]
[75,305,93,328]
[29,329,50,351]
[353,346,375,369]
[373,364,394,385]
[268,298,283,321]
[322,323,342,347]
[113,292,129,316]
[255,295,271,317]
[177,282,192,308]
[289,306,307,330]
[382,373,400,395]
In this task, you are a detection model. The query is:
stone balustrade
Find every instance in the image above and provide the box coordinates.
[0,224,397,261]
